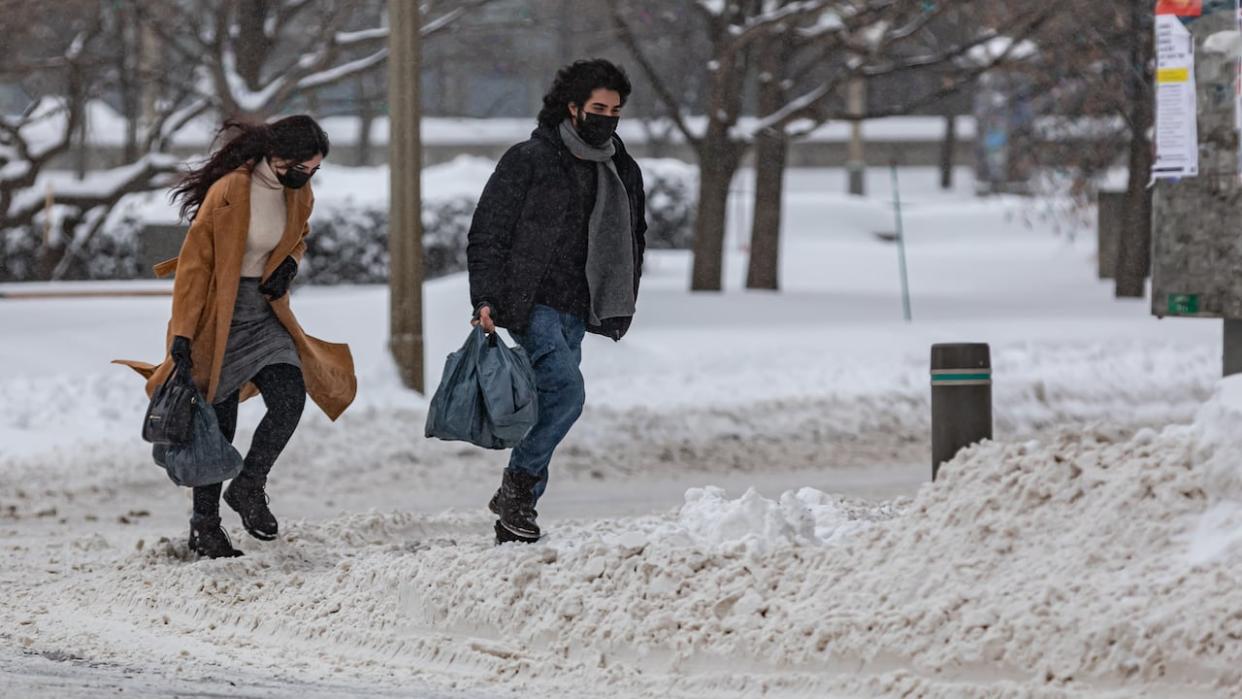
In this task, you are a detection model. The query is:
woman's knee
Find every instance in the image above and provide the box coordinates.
[256,364,306,415]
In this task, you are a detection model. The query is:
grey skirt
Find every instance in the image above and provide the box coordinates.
[214,278,301,403]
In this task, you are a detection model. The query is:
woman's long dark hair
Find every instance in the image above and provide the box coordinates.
[171,114,330,221]
[536,59,632,130]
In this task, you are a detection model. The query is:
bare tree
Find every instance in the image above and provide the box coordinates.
[2,0,499,282]
[740,2,1058,290]
[135,0,493,122]
[1015,0,1152,298]
[1,5,181,280]
[615,0,1061,292]
[614,1,823,292]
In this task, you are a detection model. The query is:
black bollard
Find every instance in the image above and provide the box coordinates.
[930,343,992,481]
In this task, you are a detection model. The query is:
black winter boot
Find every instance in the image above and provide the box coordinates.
[223,475,279,541]
[488,471,541,543]
[188,516,244,559]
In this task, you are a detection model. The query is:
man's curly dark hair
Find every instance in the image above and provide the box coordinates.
[537,59,632,129]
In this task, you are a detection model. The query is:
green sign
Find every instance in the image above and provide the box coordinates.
[1168,293,1200,315]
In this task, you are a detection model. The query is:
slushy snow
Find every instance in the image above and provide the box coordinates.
[1,166,1238,697]
[8,395,1241,697]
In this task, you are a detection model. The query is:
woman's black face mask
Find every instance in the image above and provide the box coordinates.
[575,111,619,148]
[276,168,311,190]
[274,159,319,190]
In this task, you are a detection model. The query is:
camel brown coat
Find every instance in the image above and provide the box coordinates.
[115,165,356,420]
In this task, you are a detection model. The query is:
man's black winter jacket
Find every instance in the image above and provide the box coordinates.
[466,124,647,341]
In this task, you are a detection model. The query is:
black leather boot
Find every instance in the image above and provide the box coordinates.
[188,516,244,559]
[488,470,541,543]
[223,475,279,541]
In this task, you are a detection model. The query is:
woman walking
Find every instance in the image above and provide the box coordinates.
[118,115,356,559]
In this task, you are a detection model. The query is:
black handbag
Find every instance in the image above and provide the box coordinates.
[152,385,243,488]
[142,362,196,445]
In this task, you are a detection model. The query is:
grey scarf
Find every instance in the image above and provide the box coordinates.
[559,119,635,326]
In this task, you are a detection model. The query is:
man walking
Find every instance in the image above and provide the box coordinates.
[467,59,647,543]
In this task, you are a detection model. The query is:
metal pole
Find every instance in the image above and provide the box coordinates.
[891,163,912,323]
[930,343,992,481]
[388,0,425,393]
[847,78,866,196]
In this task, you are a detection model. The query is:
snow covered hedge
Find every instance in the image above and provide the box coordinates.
[1,211,144,282]
[299,195,476,285]
[300,158,698,284]
[640,158,698,250]
[0,156,698,284]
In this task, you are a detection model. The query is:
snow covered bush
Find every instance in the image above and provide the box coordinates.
[299,206,389,285]
[0,228,40,282]
[300,158,698,284]
[2,209,143,282]
[1,156,699,284]
[421,195,475,280]
[79,213,142,280]
[299,195,477,285]
[640,158,698,250]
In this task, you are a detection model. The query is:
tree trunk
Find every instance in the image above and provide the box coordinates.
[236,0,273,90]
[746,132,786,290]
[747,41,788,291]
[940,114,956,191]
[691,138,741,292]
[1115,0,1154,298]
[118,3,140,163]
[558,0,576,64]
[357,86,374,167]
[70,70,87,179]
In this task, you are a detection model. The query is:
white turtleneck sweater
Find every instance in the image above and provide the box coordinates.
[243,158,288,278]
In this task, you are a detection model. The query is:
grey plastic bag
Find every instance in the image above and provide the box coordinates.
[425,326,538,449]
[153,386,244,487]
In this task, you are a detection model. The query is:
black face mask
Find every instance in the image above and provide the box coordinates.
[575,111,619,148]
[276,167,312,190]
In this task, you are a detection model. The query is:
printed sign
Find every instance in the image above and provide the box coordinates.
[1168,293,1201,315]
[1156,0,1203,15]
[1153,14,1200,179]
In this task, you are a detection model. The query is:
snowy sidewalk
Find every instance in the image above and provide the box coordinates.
[2,169,1238,697]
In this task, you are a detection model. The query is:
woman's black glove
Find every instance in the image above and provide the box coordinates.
[170,335,192,371]
[259,256,298,300]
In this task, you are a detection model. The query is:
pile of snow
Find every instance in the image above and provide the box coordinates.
[673,486,900,552]
[1188,376,1242,565]
[386,425,1240,696]
[1193,375,1242,502]
[12,384,1242,697]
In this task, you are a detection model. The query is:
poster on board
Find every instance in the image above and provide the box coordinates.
[1153,14,1200,179]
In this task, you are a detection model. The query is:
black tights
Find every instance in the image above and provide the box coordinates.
[192,363,306,519]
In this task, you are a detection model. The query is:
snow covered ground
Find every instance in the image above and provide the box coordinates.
[2,166,1239,698]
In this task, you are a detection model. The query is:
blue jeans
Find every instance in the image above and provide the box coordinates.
[506,305,586,503]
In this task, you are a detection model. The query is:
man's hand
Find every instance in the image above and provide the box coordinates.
[472,304,496,333]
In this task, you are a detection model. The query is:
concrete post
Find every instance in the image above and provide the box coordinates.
[1097,190,1125,280]
[1150,6,1242,379]
[1226,320,1242,377]
[930,343,992,481]
[388,0,426,393]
